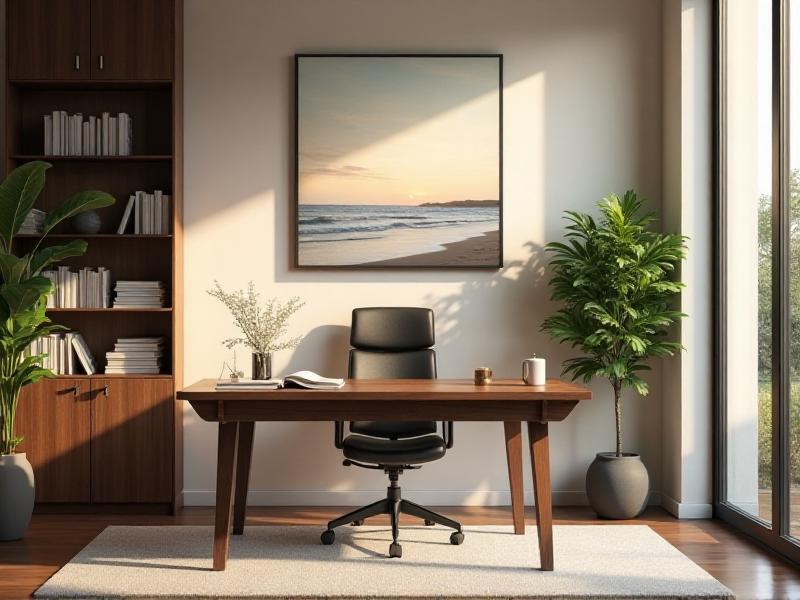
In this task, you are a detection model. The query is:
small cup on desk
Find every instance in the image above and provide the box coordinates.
[522,356,546,386]
[474,367,492,385]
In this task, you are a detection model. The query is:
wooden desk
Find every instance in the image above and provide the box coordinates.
[177,378,591,571]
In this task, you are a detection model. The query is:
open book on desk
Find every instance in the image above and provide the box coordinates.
[215,370,345,391]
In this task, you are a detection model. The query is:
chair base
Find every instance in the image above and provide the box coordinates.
[320,469,463,557]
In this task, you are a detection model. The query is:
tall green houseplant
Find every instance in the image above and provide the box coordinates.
[0,161,114,455]
[542,191,687,457]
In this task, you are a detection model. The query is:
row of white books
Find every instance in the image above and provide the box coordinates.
[19,208,46,235]
[41,267,112,309]
[118,191,171,234]
[106,337,164,374]
[27,332,97,375]
[43,111,132,156]
[113,281,165,308]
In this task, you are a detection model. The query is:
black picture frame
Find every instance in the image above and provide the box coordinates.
[293,53,503,270]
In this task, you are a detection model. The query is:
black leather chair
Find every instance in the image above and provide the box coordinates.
[320,307,464,558]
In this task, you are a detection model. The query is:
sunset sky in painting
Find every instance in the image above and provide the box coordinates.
[297,56,500,206]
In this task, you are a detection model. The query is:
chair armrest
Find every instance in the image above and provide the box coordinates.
[335,421,345,449]
[442,421,454,449]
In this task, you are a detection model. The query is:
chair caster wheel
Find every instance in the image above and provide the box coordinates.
[424,519,435,526]
[389,542,402,558]
[450,531,464,545]
[351,519,364,526]
[321,529,335,545]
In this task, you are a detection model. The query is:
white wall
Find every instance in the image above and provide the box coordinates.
[182,0,665,506]
[660,0,713,519]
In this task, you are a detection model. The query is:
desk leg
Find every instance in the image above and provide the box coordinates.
[213,422,238,571]
[528,421,553,571]
[233,422,255,535]
[503,421,525,534]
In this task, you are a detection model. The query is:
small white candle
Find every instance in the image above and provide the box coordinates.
[532,356,546,386]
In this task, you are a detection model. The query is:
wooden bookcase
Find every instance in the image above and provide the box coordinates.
[4,0,183,511]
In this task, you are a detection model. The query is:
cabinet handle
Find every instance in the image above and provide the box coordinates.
[103,385,109,397]
[69,385,79,397]
[98,55,104,71]
[74,55,80,71]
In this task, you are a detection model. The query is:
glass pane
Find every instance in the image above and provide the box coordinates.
[724,0,773,524]
[790,0,800,538]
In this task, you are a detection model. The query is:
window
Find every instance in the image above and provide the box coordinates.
[716,0,800,561]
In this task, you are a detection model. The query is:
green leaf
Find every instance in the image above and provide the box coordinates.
[0,277,51,315]
[42,190,115,235]
[0,253,29,284]
[29,240,88,276]
[0,161,49,248]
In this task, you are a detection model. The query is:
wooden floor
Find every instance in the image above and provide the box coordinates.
[2,506,799,599]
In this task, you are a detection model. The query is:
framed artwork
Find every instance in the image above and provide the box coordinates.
[294,54,503,268]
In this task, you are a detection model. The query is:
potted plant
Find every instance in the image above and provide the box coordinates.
[0,161,114,540]
[542,191,687,519]
[208,281,305,380]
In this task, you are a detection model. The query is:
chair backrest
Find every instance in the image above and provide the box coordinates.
[348,307,437,379]
[348,307,437,439]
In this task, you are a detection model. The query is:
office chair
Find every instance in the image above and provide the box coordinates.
[320,307,464,558]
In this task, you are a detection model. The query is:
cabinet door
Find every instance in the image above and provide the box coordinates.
[90,0,174,80]
[15,379,91,502]
[91,378,173,502]
[8,0,91,80]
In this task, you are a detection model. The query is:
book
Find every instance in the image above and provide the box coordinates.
[215,371,345,391]
[118,195,135,234]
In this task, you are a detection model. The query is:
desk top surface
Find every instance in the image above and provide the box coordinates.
[177,378,592,402]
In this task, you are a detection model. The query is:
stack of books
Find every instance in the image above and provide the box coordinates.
[41,266,111,308]
[113,281,165,309]
[43,111,132,156]
[105,337,164,374]
[27,331,97,375]
[117,190,171,234]
[19,209,45,234]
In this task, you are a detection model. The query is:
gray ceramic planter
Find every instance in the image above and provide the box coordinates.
[0,453,35,540]
[586,452,649,519]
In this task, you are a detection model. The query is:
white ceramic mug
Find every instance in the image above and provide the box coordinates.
[522,356,546,386]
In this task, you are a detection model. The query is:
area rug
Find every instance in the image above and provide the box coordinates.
[34,525,734,599]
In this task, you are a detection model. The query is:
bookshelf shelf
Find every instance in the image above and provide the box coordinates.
[54,373,173,380]
[10,155,172,162]
[16,233,173,239]
[47,308,173,313]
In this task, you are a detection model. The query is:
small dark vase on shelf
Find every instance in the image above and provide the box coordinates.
[252,352,272,380]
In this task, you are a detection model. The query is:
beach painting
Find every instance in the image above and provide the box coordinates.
[295,54,502,268]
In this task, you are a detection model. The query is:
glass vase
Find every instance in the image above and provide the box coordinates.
[252,352,272,380]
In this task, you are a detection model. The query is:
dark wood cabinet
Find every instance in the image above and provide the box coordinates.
[7,0,173,81]
[91,0,174,80]
[91,379,174,502]
[6,0,182,509]
[15,379,91,502]
[15,379,175,504]
[8,0,91,80]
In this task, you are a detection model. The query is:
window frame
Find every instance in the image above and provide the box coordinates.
[714,0,800,564]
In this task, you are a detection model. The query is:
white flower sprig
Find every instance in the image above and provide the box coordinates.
[207,281,305,354]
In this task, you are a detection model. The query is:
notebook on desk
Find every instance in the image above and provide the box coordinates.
[214,370,345,391]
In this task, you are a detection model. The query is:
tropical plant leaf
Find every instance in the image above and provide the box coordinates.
[42,190,115,235]
[29,240,88,276]
[0,161,49,249]
[0,277,52,315]
[0,253,29,284]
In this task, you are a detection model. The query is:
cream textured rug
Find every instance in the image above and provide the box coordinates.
[35,525,733,599]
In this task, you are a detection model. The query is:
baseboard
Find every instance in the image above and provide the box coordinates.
[182,490,663,507]
[660,494,713,519]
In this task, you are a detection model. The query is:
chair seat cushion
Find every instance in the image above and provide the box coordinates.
[349,420,437,439]
[342,434,446,465]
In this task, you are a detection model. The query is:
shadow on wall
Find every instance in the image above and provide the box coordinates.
[426,241,554,377]
[283,324,351,378]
